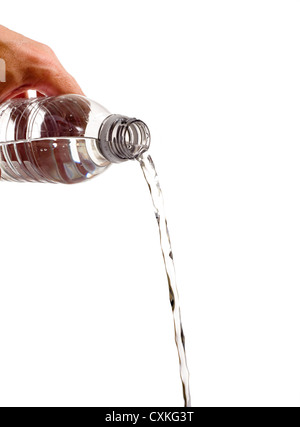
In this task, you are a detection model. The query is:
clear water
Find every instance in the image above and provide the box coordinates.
[0,137,109,184]
[139,153,191,407]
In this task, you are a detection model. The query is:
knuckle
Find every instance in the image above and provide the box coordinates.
[39,43,55,55]
[24,42,57,67]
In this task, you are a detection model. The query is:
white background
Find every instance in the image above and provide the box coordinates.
[1,0,300,407]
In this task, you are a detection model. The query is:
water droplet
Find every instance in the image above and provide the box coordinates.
[155,212,160,224]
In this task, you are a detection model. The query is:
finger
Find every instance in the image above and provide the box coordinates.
[12,91,29,99]
[36,91,46,97]
[0,86,31,103]
[33,67,85,97]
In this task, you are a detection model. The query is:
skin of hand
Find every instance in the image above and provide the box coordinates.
[0,25,84,102]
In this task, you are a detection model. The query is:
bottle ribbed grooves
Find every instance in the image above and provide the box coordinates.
[97,114,150,163]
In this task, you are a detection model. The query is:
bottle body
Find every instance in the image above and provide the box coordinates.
[0,137,110,184]
[0,95,150,184]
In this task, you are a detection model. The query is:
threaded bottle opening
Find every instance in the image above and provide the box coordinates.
[98,115,150,163]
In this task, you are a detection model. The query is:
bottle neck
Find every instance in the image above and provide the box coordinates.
[97,114,150,163]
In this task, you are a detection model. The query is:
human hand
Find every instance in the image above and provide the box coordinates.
[0,25,84,102]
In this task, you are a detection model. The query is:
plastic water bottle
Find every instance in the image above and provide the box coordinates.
[0,95,150,183]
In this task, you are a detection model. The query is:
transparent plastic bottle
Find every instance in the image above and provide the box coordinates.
[0,95,150,184]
